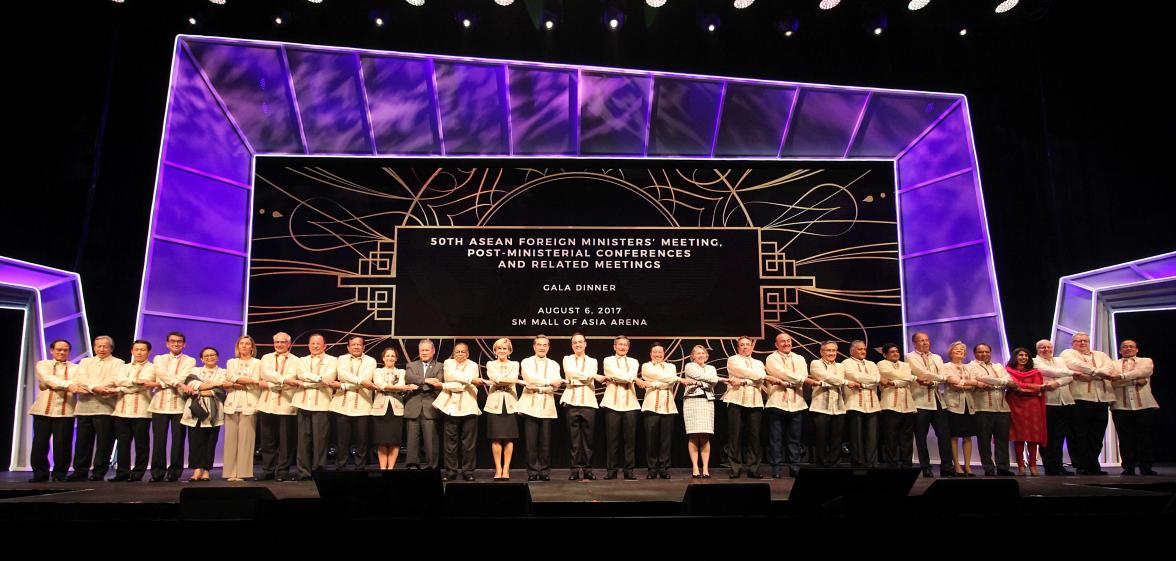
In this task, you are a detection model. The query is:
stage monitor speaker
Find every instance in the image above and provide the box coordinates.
[312,469,444,518]
[921,478,1020,501]
[788,468,919,511]
[179,486,277,521]
[681,483,772,516]
[444,483,532,517]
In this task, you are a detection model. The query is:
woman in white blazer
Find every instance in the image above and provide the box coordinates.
[223,335,262,481]
[943,341,978,476]
[683,345,720,478]
[485,338,520,481]
[371,347,415,470]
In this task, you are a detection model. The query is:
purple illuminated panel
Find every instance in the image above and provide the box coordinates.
[780,89,869,157]
[1057,283,1094,332]
[1136,255,1176,278]
[713,84,795,157]
[911,317,1008,363]
[902,244,997,324]
[186,42,303,153]
[286,50,372,154]
[163,46,252,185]
[579,72,651,155]
[139,315,244,369]
[36,282,80,325]
[1070,268,1148,289]
[508,67,575,155]
[434,62,509,154]
[898,172,983,255]
[155,167,250,253]
[648,78,723,156]
[1137,257,1176,278]
[361,56,441,154]
[850,94,958,158]
[143,241,245,322]
[2,257,91,471]
[897,105,970,187]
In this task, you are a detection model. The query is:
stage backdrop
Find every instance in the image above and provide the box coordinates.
[248,158,902,363]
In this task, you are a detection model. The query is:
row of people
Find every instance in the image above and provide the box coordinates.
[27,329,1157,482]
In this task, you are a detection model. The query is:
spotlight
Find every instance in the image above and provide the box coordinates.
[734,0,755,8]
[907,0,929,10]
[209,0,226,5]
[645,0,666,7]
[958,28,968,36]
[494,0,515,5]
[111,0,124,3]
[545,19,554,30]
[819,0,840,9]
[604,8,624,30]
[707,24,716,32]
[462,18,471,28]
[701,14,721,33]
[873,26,883,35]
[275,16,283,25]
[375,17,384,26]
[405,0,425,6]
[995,0,1019,13]
[307,0,322,4]
[777,18,799,37]
[187,16,197,25]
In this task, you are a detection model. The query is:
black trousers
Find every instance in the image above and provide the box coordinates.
[565,406,597,470]
[975,411,1011,474]
[1041,404,1073,472]
[1112,408,1156,471]
[1071,400,1110,471]
[846,411,879,468]
[881,411,916,468]
[114,417,150,478]
[29,415,73,479]
[767,409,805,473]
[296,410,330,476]
[73,414,115,477]
[443,414,478,476]
[151,413,186,479]
[643,413,675,471]
[405,416,439,469]
[187,426,219,470]
[916,406,955,472]
[726,405,762,475]
[258,412,297,476]
[604,409,638,472]
[810,412,845,467]
[522,415,553,476]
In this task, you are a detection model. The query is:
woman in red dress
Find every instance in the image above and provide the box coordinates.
[1005,347,1047,475]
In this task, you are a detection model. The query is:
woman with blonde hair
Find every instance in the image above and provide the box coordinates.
[484,338,520,480]
[683,345,720,478]
[943,341,977,476]
[222,335,262,481]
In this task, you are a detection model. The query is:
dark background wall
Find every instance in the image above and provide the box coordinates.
[2,1,1172,463]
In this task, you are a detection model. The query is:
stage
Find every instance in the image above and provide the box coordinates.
[3,467,1174,521]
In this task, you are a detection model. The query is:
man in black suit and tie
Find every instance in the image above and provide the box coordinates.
[404,339,443,470]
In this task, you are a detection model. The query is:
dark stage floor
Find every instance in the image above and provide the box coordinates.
[3,466,1174,508]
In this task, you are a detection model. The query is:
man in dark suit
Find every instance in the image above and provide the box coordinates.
[404,339,443,470]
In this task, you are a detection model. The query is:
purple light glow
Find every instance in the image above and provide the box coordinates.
[133,37,1006,463]
[2,256,93,471]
